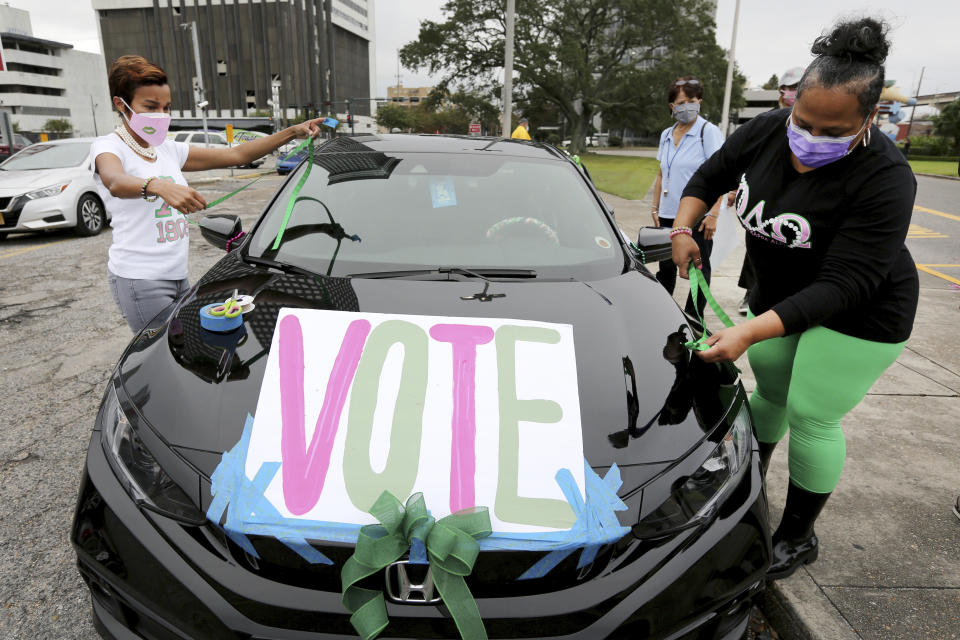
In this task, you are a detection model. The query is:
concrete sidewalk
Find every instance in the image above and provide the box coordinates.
[601,189,960,640]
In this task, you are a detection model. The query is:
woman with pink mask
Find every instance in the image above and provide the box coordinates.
[670,18,918,580]
[91,55,323,333]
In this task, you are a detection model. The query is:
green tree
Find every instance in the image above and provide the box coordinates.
[43,118,72,136]
[932,99,960,152]
[762,74,780,90]
[12,121,22,133]
[375,103,412,132]
[401,0,737,154]
[424,86,501,133]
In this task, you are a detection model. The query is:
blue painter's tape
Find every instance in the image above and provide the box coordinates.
[322,117,339,128]
[199,303,242,333]
[429,177,457,208]
[208,418,630,566]
[516,462,630,580]
[206,415,334,565]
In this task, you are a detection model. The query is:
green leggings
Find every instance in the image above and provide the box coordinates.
[747,316,904,494]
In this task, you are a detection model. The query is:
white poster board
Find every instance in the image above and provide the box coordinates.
[242,308,586,539]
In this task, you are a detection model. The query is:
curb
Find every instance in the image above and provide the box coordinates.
[914,172,960,181]
[759,571,860,640]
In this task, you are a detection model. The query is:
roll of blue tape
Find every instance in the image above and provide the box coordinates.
[200,303,243,333]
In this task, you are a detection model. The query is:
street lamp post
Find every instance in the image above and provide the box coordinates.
[89,95,98,136]
[180,21,209,148]
[719,0,741,138]
[501,0,516,137]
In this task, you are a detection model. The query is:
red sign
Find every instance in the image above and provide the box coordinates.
[469,123,482,135]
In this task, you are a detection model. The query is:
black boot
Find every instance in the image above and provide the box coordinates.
[767,481,831,581]
[758,440,777,478]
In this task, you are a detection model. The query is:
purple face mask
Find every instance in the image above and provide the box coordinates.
[786,113,868,169]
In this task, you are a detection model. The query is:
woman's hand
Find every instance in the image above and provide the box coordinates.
[699,212,717,240]
[695,324,754,363]
[151,181,207,214]
[287,117,325,141]
[652,211,660,226]
[672,233,701,279]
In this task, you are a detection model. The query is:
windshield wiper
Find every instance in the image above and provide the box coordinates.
[243,254,318,277]
[348,267,537,280]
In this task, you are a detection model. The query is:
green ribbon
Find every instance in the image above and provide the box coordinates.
[684,261,735,351]
[341,491,492,640]
[204,175,263,209]
[271,137,315,250]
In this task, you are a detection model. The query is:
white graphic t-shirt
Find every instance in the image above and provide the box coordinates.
[90,134,192,280]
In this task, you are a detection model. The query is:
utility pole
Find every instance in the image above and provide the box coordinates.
[180,21,209,148]
[501,0,515,137]
[904,66,925,150]
[719,0,741,138]
[89,96,98,136]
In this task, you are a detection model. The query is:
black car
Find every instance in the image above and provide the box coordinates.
[72,135,770,640]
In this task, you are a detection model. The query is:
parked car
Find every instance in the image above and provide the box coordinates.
[0,133,32,161]
[72,134,769,640]
[0,137,107,238]
[171,130,264,168]
[276,147,308,175]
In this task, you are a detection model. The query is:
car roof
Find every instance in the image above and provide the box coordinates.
[315,134,570,161]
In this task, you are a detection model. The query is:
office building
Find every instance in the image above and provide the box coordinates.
[385,85,432,109]
[0,5,113,137]
[92,0,377,126]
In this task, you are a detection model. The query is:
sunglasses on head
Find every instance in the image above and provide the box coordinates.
[675,79,700,86]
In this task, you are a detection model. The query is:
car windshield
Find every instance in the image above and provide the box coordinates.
[1,142,92,170]
[248,147,622,280]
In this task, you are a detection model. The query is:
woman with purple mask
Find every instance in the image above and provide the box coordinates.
[91,55,324,333]
[669,18,918,580]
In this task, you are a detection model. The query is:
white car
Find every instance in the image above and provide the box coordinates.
[171,130,264,168]
[0,137,107,238]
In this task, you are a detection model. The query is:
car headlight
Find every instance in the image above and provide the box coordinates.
[633,403,752,539]
[23,181,70,200]
[99,383,206,524]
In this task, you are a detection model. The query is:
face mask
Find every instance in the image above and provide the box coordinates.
[786,113,869,169]
[119,98,170,147]
[780,89,797,107]
[672,102,700,124]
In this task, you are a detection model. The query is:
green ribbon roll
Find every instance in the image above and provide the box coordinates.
[341,491,492,640]
[684,261,735,352]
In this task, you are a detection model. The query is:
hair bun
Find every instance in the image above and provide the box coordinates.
[811,18,890,65]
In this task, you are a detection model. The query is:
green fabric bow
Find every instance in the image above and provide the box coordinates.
[684,260,735,351]
[341,491,493,640]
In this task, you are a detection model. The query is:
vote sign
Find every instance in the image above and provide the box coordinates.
[244,309,586,538]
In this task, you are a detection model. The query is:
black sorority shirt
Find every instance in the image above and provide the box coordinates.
[683,108,919,343]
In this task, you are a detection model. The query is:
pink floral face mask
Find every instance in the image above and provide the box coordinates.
[119,98,170,146]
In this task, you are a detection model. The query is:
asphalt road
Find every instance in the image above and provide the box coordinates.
[0,173,285,639]
[0,171,955,639]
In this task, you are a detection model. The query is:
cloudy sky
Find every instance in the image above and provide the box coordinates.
[6,0,958,106]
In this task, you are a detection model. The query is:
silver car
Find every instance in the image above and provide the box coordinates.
[0,137,107,238]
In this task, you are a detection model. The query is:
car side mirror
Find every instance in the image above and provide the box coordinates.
[634,226,672,263]
[199,214,242,251]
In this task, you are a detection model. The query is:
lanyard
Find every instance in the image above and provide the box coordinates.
[684,262,735,352]
[662,126,688,196]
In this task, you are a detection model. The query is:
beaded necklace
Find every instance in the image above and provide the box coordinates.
[114,125,156,160]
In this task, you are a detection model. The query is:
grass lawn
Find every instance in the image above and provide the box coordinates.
[909,159,959,177]
[579,153,659,200]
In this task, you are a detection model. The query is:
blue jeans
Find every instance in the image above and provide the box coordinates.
[108,270,190,333]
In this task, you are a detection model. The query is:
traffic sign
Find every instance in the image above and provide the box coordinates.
[226,123,234,144]
[469,123,481,136]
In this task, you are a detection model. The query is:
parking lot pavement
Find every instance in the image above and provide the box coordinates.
[604,181,960,640]
[0,173,284,639]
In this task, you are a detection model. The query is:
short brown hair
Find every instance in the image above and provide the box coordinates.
[667,76,703,103]
[108,55,168,106]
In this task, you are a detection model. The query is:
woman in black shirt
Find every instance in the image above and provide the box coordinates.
[670,18,918,580]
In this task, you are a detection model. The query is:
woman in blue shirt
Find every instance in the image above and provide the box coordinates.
[651,77,724,315]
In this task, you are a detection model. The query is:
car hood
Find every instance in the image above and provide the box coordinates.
[0,167,83,193]
[118,252,740,489]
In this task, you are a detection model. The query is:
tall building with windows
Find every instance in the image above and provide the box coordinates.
[385,85,433,109]
[0,5,113,137]
[92,0,377,124]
